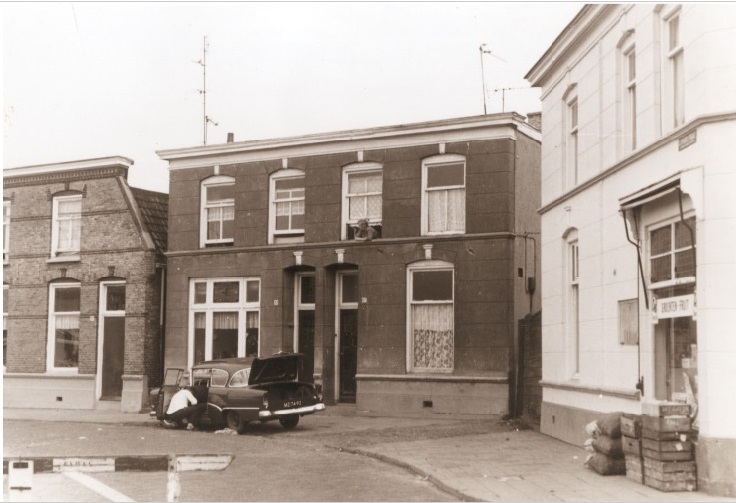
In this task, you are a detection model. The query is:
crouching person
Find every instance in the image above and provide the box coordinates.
[164,374,206,430]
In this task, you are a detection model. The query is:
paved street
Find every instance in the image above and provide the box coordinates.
[4,408,734,502]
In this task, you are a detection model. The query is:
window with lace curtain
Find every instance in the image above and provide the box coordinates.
[201,176,235,247]
[421,155,465,235]
[51,194,82,257]
[189,278,260,367]
[269,169,305,244]
[407,261,454,373]
[342,163,383,240]
[47,282,80,371]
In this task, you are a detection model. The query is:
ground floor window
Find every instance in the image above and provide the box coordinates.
[47,282,81,371]
[189,278,260,367]
[407,261,454,372]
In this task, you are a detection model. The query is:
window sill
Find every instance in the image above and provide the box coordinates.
[47,255,81,264]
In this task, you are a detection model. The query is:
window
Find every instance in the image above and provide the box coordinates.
[649,216,695,287]
[565,231,580,377]
[47,282,81,371]
[189,278,260,367]
[229,368,251,387]
[624,45,637,150]
[568,99,579,184]
[421,156,465,235]
[666,11,684,128]
[51,195,82,257]
[3,285,8,368]
[407,261,454,373]
[201,176,235,247]
[269,170,305,244]
[3,201,9,263]
[342,163,383,240]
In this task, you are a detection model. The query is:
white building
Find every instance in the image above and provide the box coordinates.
[526,4,736,497]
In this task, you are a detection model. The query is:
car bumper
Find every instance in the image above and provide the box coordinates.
[259,402,325,419]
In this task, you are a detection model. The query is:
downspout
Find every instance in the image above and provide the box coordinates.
[621,208,646,395]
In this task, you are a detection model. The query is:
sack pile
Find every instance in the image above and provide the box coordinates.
[583,412,626,476]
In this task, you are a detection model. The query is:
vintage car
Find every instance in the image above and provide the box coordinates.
[151,352,325,433]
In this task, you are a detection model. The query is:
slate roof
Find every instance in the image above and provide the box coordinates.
[130,187,168,260]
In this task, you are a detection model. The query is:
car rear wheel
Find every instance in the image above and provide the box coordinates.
[225,411,248,434]
[279,415,299,430]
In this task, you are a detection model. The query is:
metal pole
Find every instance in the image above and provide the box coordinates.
[479,45,487,115]
[202,36,207,145]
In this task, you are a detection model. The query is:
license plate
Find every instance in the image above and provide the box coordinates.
[284,400,302,408]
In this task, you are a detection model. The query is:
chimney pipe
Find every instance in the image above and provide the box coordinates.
[227,132,234,143]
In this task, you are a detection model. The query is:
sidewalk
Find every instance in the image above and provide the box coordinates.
[3,407,733,502]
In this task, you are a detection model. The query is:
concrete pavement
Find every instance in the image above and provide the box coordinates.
[3,407,733,502]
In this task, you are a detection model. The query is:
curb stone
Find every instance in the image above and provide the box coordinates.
[3,454,233,474]
[336,446,481,502]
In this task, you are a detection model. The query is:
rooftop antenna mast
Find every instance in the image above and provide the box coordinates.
[197,36,218,145]
[493,86,529,113]
[479,44,508,114]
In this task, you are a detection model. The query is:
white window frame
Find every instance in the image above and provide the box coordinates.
[188,277,261,369]
[647,213,696,291]
[3,200,10,264]
[51,194,82,259]
[46,282,81,374]
[421,155,466,236]
[268,169,305,244]
[565,231,580,378]
[200,176,235,248]
[561,84,578,190]
[664,8,684,129]
[293,273,316,352]
[406,260,455,374]
[3,284,8,369]
[341,163,383,240]
[624,44,637,151]
[568,98,579,185]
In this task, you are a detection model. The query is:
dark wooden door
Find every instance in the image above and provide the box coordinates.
[298,310,315,381]
[101,317,125,399]
[339,309,358,403]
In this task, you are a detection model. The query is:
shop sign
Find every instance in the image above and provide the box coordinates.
[655,294,695,319]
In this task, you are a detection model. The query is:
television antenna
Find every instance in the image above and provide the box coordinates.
[196,36,218,145]
[479,44,508,114]
[492,86,530,113]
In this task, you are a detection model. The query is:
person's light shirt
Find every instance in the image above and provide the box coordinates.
[167,388,197,414]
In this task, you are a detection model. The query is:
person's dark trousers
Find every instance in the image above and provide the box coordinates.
[165,403,207,427]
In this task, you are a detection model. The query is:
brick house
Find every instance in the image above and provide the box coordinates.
[3,157,168,412]
[157,113,541,417]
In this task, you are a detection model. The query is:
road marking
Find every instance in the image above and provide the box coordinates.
[63,472,135,502]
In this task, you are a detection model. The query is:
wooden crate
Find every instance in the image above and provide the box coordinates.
[641,428,690,441]
[642,402,691,417]
[644,475,697,492]
[620,414,642,438]
[642,458,696,473]
[622,435,641,456]
[642,414,691,433]
[641,438,693,454]
[642,448,693,462]
[625,454,644,484]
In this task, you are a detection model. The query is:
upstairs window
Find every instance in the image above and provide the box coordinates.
[201,176,235,247]
[666,11,684,128]
[562,83,578,190]
[47,282,81,371]
[51,195,81,258]
[568,98,579,184]
[342,163,383,240]
[422,155,466,235]
[269,170,305,244]
[624,45,637,150]
[3,201,10,264]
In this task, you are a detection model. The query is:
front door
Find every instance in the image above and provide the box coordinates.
[339,309,358,402]
[99,282,126,400]
[295,273,315,381]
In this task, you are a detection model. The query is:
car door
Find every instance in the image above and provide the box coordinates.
[224,368,263,422]
[156,367,185,420]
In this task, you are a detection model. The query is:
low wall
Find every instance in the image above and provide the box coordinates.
[356,374,509,416]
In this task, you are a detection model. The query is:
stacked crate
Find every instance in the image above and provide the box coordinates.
[640,403,697,492]
[621,413,644,484]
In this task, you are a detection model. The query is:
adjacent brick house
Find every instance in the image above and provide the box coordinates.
[3,157,168,412]
[157,113,541,417]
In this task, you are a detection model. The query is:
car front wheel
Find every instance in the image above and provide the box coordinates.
[225,411,248,434]
[279,415,299,430]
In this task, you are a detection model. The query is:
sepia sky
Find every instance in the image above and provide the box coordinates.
[2,2,582,192]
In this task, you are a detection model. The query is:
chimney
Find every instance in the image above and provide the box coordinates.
[227,132,234,143]
[526,112,542,132]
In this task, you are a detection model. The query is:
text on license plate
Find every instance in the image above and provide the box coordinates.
[284,400,302,408]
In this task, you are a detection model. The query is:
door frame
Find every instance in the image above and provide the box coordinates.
[96,280,125,400]
[334,271,359,401]
[293,272,315,353]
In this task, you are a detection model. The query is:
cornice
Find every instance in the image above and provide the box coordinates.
[3,165,129,188]
[4,156,133,176]
[157,113,540,170]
